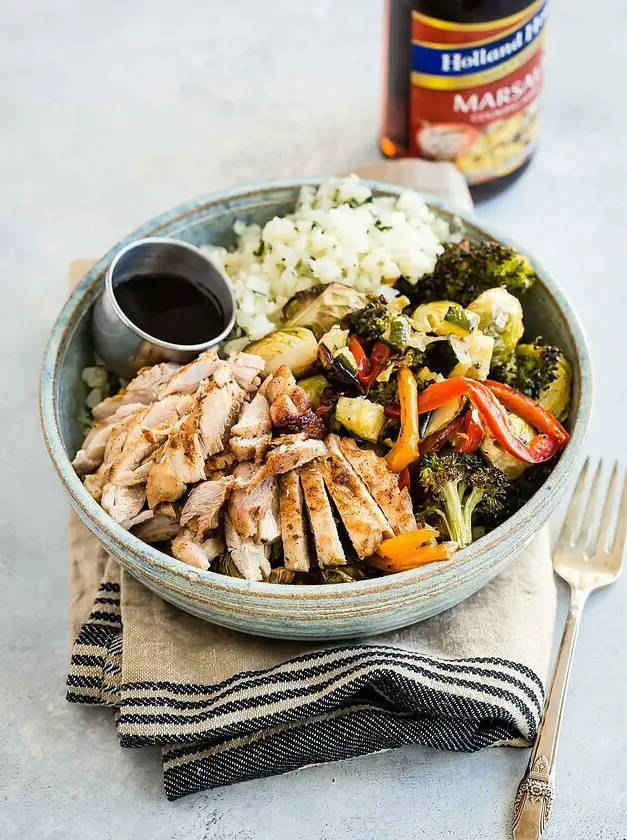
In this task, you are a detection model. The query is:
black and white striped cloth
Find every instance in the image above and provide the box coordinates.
[67,575,544,800]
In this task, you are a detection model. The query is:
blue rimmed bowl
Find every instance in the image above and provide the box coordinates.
[40,180,592,640]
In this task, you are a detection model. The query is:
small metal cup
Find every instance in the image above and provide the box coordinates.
[92,237,236,378]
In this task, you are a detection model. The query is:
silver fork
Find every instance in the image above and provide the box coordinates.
[512,459,627,840]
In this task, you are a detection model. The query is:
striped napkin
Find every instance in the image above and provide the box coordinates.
[66,161,556,799]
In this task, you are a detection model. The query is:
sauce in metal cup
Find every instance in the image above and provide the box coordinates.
[92,238,236,378]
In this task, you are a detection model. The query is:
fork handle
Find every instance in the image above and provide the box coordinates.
[512,588,588,839]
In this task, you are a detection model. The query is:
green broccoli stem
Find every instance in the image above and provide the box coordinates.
[439,479,473,548]
[460,486,484,546]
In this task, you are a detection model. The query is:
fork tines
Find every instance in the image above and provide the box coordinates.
[558,458,627,561]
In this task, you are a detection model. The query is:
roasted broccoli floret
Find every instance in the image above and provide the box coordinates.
[419,452,508,547]
[368,378,398,405]
[415,239,537,307]
[497,339,573,421]
[482,460,553,528]
[346,299,390,341]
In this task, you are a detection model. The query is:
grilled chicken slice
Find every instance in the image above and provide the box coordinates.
[205,451,236,474]
[261,366,296,402]
[228,462,277,541]
[132,513,181,543]
[320,435,393,558]
[278,471,311,572]
[225,352,265,392]
[72,403,145,475]
[229,393,272,462]
[101,483,146,524]
[180,478,231,536]
[299,462,346,567]
[224,513,271,581]
[120,509,155,529]
[339,438,417,535]
[159,349,220,397]
[83,410,141,500]
[246,438,327,491]
[106,394,194,487]
[146,372,244,507]
[91,362,180,420]
[171,527,224,570]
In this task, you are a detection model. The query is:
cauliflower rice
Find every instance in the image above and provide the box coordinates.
[206,175,449,348]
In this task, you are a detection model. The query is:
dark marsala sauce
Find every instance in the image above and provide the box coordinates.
[114,273,225,345]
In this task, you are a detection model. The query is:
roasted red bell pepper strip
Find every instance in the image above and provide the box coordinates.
[386,367,420,472]
[484,380,570,446]
[417,378,567,464]
[397,467,411,491]
[452,408,485,454]
[419,414,466,457]
[348,336,370,384]
[362,341,394,389]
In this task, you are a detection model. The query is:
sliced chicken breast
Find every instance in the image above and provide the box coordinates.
[132,513,181,543]
[321,435,393,558]
[146,375,244,507]
[171,527,224,571]
[339,438,417,535]
[180,478,231,536]
[229,393,272,462]
[224,513,271,581]
[72,402,145,475]
[158,349,220,397]
[299,462,346,567]
[225,352,265,392]
[91,362,180,420]
[101,483,146,524]
[278,471,311,572]
[228,462,277,541]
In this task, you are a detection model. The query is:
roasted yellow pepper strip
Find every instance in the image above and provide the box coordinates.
[386,367,420,473]
[377,527,439,562]
[369,541,458,573]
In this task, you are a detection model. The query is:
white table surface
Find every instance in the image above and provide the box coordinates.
[1,1,625,837]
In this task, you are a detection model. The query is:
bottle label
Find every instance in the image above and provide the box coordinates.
[409,1,548,184]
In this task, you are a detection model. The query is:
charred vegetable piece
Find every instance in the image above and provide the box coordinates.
[417,377,569,463]
[448,331,494,381]
[335,396,386,443]
[480,411,535,479]
[297,375,330,409]
[419,452,508,547]
[411,301,477,338]
[386,368,420,472]
[381,315,414,351]
[415,239,537,307]
[283,283,366,338]
[467,287,524,367]
[499,340,572,421]
[376,527,439,561]
[346,299,390,341]
[369,541,457,572]
[246,327,318,377]
[318,326,361,388]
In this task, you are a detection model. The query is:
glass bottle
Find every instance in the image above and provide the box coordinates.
[381,0,548,197]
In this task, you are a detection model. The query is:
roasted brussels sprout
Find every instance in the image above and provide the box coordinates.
[505,342,573,421]
[283,283,366,338]
[335,396,386,443]
[297,374,331,409]
[467,287,524,367]
[480,411,535,479]
[246,327,318,377]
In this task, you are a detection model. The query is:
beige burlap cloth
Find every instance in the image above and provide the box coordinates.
[66,161,556,799]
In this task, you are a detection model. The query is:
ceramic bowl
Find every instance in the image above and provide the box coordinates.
[40,180,592,640]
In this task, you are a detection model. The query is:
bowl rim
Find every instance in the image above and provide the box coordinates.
[40,177,593,599]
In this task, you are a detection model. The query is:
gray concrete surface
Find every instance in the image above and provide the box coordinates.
[1,1,626,837]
